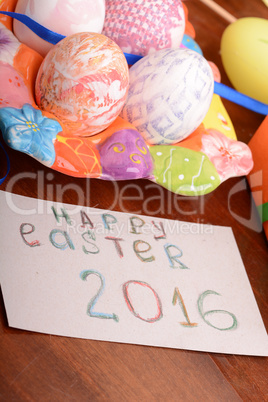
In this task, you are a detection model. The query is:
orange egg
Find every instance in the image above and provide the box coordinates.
[35,32,129,137]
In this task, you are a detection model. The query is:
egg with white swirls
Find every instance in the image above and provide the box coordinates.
[35,32,129,137]
[102,0,185,57]
[14,0,106,57]
[121,48,214,145]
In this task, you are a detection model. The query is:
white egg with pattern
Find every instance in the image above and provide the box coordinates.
[121,48,214,145]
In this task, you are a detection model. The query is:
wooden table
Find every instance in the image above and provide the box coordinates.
[1,0,268,400]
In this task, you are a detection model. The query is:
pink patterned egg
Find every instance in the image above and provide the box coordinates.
[102,0,185,57]
[35,32,129,137]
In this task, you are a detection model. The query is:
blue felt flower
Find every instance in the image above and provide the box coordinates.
[0,104,62,166]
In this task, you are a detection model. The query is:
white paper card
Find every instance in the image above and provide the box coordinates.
[0,190,267,355]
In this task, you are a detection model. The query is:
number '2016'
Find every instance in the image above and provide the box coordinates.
[80,270,238,331]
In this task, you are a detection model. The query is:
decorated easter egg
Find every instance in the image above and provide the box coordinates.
[221,18,268,104]
[14,0,106,57]
[99,128,153,180]
[102,0,185,57]
[150,146,221,196]
[35,32,129,137]
[121,48,214,145]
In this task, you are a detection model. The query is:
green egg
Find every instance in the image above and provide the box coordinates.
[150,146,221,196]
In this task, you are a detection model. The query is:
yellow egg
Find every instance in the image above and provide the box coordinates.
[221,18,268,104]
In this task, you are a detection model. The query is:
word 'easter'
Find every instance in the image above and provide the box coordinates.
[20,207,192,268]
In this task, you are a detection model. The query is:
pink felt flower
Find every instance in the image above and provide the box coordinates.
[201,129,253,181]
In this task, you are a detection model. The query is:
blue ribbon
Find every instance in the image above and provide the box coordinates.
[0,141,10,185]
[0,10,267,115]
[0,11,65,44]
[123,52,142,65]
[214,82,268,116]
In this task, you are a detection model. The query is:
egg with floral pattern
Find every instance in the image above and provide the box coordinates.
[35,32,129,137]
